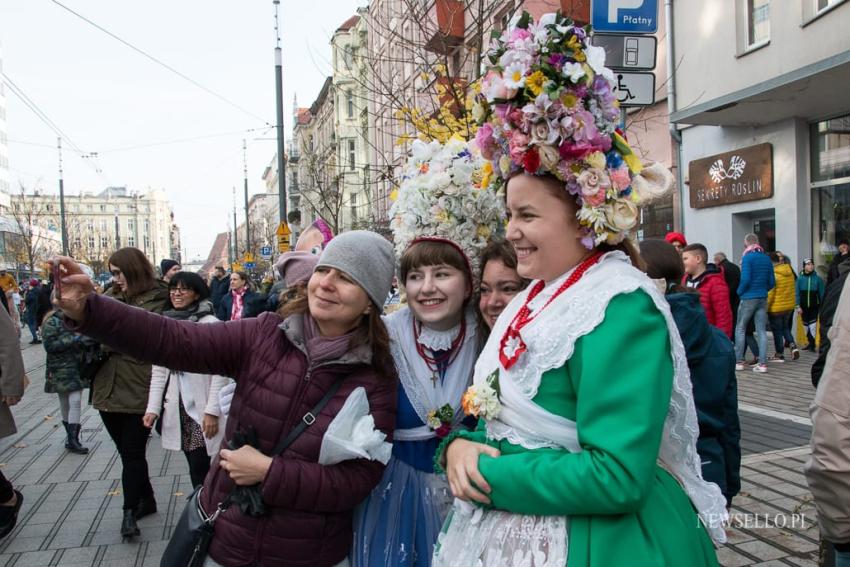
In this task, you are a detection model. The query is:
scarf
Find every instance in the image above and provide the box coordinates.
[743,244,764,256]
[231,287,247,320]
[163,299,215,322]
[302,313,356,364]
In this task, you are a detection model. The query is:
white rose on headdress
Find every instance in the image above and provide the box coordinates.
[428,171,452,191]
[452,158,474,186]
[605,198,638,233]
[530,121,559,146]
[538,144,561,171]
[411,139,436,163]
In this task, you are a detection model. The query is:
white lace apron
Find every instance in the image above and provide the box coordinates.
[433,252,728,567]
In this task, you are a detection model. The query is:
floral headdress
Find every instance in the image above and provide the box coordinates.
[473,11,673,248]
[390,136,506,283]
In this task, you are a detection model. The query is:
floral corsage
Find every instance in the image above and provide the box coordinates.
[426,404,456,438]
[461,370,502,420]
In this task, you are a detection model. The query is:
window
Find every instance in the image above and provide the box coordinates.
[747,0,770,47]
[128,235,136,247]
[100,204,106,212]
[811,115,850,182]
[350,192,358,222]
[128,218,135,233]
[88,236,95,250]
[144,235,150,250]
[74,237,82,250]
[46,204,53,212]
[144,220,150,234]
[100,219,107,232]
[346,91,354,118]
[87,221,94,232]
[348,139,356,171]
[817,0,843,12]
[101,236,109,249]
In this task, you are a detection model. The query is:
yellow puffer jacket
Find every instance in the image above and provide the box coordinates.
[768,263,796,314]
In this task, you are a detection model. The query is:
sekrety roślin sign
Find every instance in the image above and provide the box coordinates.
[688,143,773,209]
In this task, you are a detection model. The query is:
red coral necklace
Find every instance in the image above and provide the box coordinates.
[414,317,466,386]
[499,251,603,370]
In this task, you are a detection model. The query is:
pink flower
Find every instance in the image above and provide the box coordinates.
[509,133,530,163]
[576,168,611,207]
[609,165,631,190]
[482,70,514,100]
[559,140,593,160]
[476,123,497,159]
[572,109,600,144]
[508,28,532,44]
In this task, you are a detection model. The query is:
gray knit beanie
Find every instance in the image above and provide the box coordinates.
[316,230,395,308]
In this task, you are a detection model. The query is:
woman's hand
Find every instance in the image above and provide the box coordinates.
[53,256,96,322]
[142,413,158,429]
[445,438,501,505]
[219,445,272,486]
[202,413,219,438]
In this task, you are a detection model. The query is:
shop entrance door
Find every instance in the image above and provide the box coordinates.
[753,217,776,253]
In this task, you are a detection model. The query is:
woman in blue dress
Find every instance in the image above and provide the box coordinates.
[352,138,505,566]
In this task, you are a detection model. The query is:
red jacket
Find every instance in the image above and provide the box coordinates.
[74,294,397,566]
[684,266,734,338]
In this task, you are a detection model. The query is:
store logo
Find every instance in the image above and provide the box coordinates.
[709,156,747,184]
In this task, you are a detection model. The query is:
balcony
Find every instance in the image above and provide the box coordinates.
[424,0,464,54]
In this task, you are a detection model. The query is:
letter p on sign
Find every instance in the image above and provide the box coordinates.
[609,0,644,22]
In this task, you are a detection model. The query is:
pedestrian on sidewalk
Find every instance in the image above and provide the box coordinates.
[41,308,89,454]
[95,248,169,540]
[734,233,775,373]
[142,272,230,488]
[797,258,825,351]
[216,271,259,321]
[208,266,229,314]
[715,251,741,325]
[767,251,800,362]
[159,259,181,284]
[682,243,733,338]
[55,230,399,567]
[642,239,741,508]
[0,303,26,538]
[805,272,850,567]
[23,279,42,344]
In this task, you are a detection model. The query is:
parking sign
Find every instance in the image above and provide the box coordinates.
[591,0,658,34]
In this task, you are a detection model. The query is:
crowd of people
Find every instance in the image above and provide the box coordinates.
[0,10,846,567]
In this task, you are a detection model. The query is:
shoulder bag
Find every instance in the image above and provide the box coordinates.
[160,375,346,567]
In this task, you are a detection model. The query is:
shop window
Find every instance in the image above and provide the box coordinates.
[811,115,850,182]
[636,197,675,240]
[813,183,850,277]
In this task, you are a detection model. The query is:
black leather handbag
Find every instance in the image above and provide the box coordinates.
[159,376,345,567]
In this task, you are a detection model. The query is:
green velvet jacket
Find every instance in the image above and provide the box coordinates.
[438,291,719,567]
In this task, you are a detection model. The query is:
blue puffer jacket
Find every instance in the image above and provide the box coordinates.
[737,249,775,299]
[667,292,741,505]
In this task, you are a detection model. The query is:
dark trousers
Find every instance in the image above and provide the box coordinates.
[768,312,796,354]
[100,411,153,510]
[184,447,211,488]
[0,471,13,503]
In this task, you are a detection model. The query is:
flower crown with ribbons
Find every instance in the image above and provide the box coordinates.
[390,137,506,283]
[473,11,673,248]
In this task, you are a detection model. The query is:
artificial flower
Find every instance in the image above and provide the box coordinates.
[526,70,547,96]
[563,62,586,83]
[577,168,611,207]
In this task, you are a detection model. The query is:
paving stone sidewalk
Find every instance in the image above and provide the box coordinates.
[0,339,828,566]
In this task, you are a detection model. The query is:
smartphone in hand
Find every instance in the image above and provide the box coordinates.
[52,259,62,300]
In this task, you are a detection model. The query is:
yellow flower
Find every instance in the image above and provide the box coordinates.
[567,36,586,62]
[477,224,492,239]
[561,93,578,109]
[435,210,449,224]
[526,71,547,96]
[390,188,399,202]
[585,151,606,170]
[479,161,493,189]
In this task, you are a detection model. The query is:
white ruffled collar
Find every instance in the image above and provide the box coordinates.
[416,320,462,351]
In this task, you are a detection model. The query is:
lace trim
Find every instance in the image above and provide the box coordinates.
[417,321,462,351]
[474,252,729,544]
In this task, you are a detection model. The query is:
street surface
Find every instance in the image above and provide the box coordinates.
[0,338,825,566]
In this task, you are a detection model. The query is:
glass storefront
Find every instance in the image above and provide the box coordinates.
[812,113,850,277]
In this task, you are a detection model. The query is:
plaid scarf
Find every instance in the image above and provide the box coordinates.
[230,286,248,320]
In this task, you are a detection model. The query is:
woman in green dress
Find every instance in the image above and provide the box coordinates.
[432,12,726,567]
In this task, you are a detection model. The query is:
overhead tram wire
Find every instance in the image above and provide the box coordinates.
[51,0,272,127]
[1,71,106,177]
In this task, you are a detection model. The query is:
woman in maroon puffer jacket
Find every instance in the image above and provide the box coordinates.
[55,231,399,567]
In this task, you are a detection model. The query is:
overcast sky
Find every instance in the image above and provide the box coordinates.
[1,0,366,260]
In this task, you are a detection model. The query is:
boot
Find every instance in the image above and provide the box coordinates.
[134,495,157,520]
[120,509,140,540]
[65,423,88,455]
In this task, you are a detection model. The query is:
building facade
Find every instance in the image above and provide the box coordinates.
[7,186,177,274]
[671,0,850,274]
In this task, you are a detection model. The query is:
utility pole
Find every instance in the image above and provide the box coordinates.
[273,0,288,224]
[243,139,251,256]
[57,138,69,255]
[232,187,239,258]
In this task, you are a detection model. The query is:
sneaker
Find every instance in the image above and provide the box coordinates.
[747,358,760,367]
[791,347,800,360]
[769,354,785,363]
[735,362,745,371]
[753,364,768,373]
